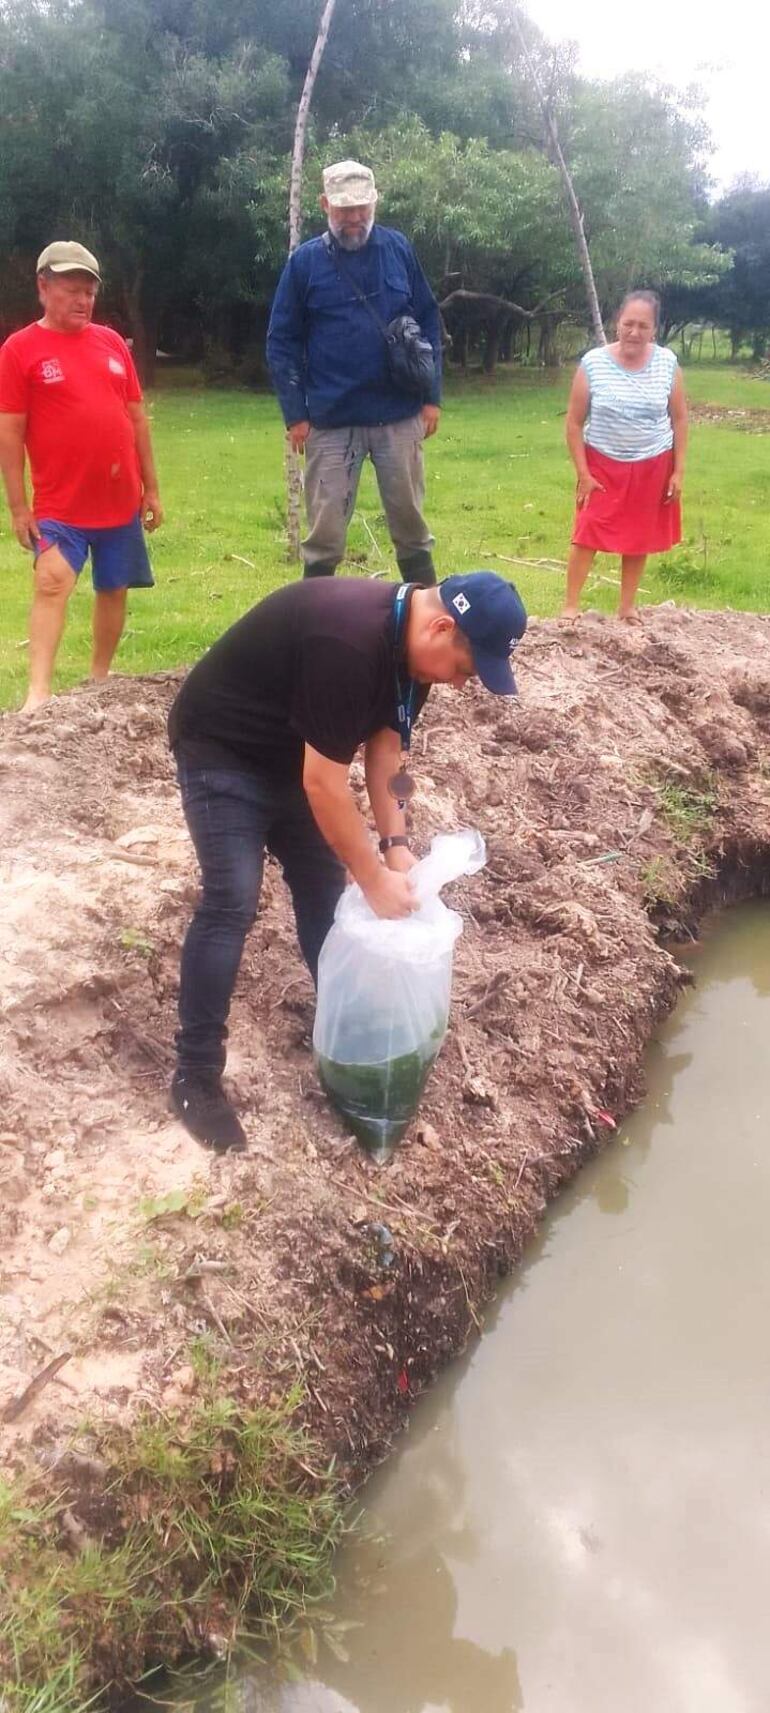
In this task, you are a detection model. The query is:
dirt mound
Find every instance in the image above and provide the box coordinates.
[687,400,770,432]
[1,604,769,1681]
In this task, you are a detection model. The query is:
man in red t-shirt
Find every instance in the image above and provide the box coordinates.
[0,240,163,711]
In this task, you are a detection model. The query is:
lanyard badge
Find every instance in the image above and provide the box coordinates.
[387,583,417,806]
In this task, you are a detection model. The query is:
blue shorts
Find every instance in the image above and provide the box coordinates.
[35,513,154,592]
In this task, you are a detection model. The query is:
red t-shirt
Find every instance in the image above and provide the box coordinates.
[0,321,143,527]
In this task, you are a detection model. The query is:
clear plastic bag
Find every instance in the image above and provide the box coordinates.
[313,830,486,1160]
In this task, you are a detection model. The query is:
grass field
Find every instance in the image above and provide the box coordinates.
[1,361,768,709]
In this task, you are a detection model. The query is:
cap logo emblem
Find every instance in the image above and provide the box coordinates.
[452,593,471,615]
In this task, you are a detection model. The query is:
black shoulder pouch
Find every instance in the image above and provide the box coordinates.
[323,233,435,402]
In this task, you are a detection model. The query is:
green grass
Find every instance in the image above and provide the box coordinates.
[1,361,769,708]
[0,1385,344,1712]
[652,775,718,844]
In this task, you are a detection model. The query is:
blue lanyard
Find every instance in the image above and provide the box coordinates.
[393,583,415,755]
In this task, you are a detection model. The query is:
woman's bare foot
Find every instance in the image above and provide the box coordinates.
[19,690,50,715]
[561,605,582,621]
[618,609,643,626]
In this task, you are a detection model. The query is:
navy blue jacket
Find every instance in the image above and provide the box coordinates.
[266,225,442,429]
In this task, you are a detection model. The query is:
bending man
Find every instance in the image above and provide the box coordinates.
[168,571,527,1151]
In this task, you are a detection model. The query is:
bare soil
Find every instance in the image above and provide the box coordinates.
[1,604,769,1684]
[687,400,770,432]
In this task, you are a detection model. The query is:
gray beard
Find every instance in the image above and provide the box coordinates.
[328,213,375,251]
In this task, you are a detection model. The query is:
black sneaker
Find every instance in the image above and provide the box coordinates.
[170,1071,247,1153]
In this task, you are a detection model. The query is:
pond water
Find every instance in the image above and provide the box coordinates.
[142,902,770,1713]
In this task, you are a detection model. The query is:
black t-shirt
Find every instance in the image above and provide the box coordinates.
[168,578,430,777]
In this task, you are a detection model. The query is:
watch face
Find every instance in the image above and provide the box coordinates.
[387,770,416,802]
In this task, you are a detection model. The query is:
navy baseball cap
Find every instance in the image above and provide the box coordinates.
[439,571,527,695]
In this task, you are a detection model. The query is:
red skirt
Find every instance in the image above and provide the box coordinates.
[572,446,682,555]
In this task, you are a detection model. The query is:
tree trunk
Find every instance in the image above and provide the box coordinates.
[509,14,606,347]
[538,317,560,367]
[285,0,338,561]
[129,317,158,387]
[124,271,158,387]
[483,318,503,375]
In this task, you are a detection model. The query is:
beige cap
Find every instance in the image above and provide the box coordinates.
[36,240,101,281]
[322,160,377,207]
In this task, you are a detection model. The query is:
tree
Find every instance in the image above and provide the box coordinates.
[0,0,289,376]
[0,0,735,375]
[507,4,605,344]
[285,0,339,558]
[705,181,770,359]
[567,76,724,323]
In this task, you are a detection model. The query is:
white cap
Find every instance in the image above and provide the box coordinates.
[322,160,377,207]
[36,240,101,281]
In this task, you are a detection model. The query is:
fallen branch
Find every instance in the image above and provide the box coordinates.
[483,551,567,571]
[108,846,157,868]
[465,970,511,1020]
[2,1351,72,1423]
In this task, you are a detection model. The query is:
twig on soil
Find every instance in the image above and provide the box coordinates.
[108,847,157,868]
[458,1266,482,1332]
[107,997,173,1067]
[181,1258,234,1281]
[464,969,510,1019]
[576,850,625,867]
[327,1175,440,1234]
[277,976,306,1007]
[454,1030,473,1075]
[1,1350,72,1423]
[288,1336,307,1371]
[199,1291,233,1345]
[514,1153,531,1191]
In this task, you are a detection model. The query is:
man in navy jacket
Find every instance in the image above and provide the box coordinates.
[267,160,442,585]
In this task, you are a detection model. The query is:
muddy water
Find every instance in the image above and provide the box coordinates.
[155,902,770,1713]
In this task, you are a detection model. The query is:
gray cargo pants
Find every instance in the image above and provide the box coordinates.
[302,415,436,584]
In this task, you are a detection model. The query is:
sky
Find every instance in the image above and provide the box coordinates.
[532,0,770,190]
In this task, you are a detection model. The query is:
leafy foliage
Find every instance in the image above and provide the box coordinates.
[0,0,759,372]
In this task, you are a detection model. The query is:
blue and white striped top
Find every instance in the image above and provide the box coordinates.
[581,343,678,462]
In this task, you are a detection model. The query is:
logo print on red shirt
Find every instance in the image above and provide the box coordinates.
[40,358,64,384]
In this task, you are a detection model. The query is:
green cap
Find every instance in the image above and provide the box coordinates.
[36,241,101,282]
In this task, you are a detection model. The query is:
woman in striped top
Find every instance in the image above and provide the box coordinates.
[562,291,688,623]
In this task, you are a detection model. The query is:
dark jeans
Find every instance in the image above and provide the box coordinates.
[175,761,345,1077]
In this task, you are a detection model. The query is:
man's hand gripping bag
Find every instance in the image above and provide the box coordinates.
[313,830,486,1161]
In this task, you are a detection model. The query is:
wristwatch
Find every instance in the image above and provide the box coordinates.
[379,835,411,853]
